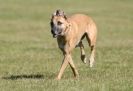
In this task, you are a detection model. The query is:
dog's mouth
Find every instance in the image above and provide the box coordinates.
[53,34,58,38]
[53,34,62,38]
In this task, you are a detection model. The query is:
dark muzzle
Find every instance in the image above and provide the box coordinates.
[51,30,58,38]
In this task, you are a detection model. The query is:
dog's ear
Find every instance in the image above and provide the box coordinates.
[51,12,56,19]
[63,15,67,20]
[53,9,67,20]
[55,9,64,16]
[51,10,61,19]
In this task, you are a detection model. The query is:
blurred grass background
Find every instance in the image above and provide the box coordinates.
[0,0,133,91]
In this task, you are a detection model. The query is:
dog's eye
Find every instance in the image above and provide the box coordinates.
[57,21,63,25]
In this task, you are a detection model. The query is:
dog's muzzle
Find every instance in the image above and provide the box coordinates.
[51,29,62,38]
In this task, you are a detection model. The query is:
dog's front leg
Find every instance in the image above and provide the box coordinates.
[68,55,79,78]
[56,54,69,80]
[56,54,79,80]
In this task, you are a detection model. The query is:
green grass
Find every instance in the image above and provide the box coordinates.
[0,0,133,91]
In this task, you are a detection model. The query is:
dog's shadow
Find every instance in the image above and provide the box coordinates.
[2,72,55,80]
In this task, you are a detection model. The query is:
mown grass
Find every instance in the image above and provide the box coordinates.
[0,0,133,91]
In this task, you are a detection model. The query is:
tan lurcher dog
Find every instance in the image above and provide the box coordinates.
[50,10,97,80]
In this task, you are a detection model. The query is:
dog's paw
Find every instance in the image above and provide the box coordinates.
[89,58,95,67]
[55,77,61,80]
[83,57,87,64]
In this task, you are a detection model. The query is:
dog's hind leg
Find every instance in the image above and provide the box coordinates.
[79,41,87,64]
[89,45,95,67]
[86,31,97,67]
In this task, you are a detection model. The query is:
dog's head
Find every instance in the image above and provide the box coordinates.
[50,10,69,38]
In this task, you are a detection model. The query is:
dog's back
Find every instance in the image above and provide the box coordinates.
[69,14,95,25]
[68,14,97,34]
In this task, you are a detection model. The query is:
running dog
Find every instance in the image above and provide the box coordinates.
[50,10,97,80]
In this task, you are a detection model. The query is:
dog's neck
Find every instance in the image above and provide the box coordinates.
[57,25,71,42]
[62,21,71,37]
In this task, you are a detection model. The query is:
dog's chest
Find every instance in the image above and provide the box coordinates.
[59,43,64,49]
[57,37,66,49]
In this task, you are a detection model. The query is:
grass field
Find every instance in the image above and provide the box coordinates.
[0,0,133,91]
